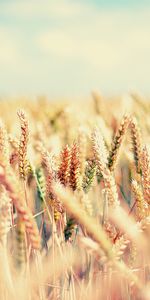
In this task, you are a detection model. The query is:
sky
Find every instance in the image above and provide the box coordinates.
[0,0,150,98]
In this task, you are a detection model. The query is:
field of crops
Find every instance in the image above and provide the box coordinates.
[0,93,149,300]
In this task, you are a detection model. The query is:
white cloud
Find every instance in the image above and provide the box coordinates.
[0,0,83,19]
[0,27,21,67]
[36,7,150,73]
[0,0,150,95]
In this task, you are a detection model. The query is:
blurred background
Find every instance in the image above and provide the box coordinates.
[0,0,150,99]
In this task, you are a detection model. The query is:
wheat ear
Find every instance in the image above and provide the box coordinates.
[130,117,142,174]
[58,144,71,186]
[92,128,119,207]
[69,142,81,191]
[140,146,150,205]
[131,179,148,221]
[17,110,29,180]
[108,115,131,171]
[0,167,41,249]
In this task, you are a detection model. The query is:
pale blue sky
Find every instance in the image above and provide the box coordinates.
[0,0,150,98]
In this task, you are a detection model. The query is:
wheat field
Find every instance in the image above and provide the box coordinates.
[0,92,149,300]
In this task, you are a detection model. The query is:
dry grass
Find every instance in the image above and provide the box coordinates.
[0,92,149,300]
